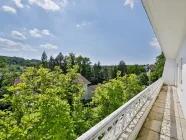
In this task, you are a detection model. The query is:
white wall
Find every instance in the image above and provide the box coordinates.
[175,36,186,117]
[162,59,176,85]
[82,84,93,100]
[82,84,88,100]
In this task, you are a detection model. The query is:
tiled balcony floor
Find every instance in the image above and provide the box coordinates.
[136,86,186,140]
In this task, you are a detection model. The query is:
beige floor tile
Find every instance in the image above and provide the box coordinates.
[136,86,185,140]
[136,128,160,140]
[151,106,165,114]
[148,111,164,121]
[158,96,167,100]
[154,102,166,108]
[144,118,162,132]
[156,98,167,104]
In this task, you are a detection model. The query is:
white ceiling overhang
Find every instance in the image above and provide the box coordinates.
[142,0,186,59]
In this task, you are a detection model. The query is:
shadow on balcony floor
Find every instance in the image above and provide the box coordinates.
[136,86,186,140]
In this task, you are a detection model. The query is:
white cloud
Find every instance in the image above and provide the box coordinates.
[22,45,37,51]
[2,6,16,14]
[42,29,50,35]
[26,5,31,8]
[76,21,92,28]
[0,37,36,51]
[39,43,57,49]
[13,0,24,8]
[29,0,60,11]
[76,24,81,28]
[150,38,160,48]
[29,28,42,38]
[0,38,21,47]
[59,0,68,8]
[30,28,53,37]
[2,48,20,51]
[124,0,134,9]
[12,31,26,40]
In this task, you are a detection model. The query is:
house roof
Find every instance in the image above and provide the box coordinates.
[89,85,98,91]
[76,74,91,85]
[14,78,21,86]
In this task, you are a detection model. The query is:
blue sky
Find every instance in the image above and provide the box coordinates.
[0,0,161,65]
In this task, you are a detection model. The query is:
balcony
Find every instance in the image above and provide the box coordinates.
[77,79,186,140]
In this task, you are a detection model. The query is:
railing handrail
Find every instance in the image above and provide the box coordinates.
[76,78,162,140]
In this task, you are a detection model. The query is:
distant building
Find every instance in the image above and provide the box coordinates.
[88,85,98,98]
[76,74,91,85]
[76,74,98,101]
[144,64,154,76]
[14,78,21,86]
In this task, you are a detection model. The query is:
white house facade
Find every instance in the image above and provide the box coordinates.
[77,74,97,101]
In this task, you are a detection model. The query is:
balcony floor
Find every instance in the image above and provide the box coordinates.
[136,86,186,140]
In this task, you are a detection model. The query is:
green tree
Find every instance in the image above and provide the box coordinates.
[118,61,127,76]
[49,55,55,71]
[0,65,22,109]
[55,52,67,73]
[149,52,165,82]
[91,63,99,84]
[92,73,144,122]
[127,64,146,75]
[111,65,118,79]
[0,65,95,139]
[91,61,105,84]
[103,68,109,81]
[75,56,92,81]
[67,53,76,67]
[137,73,149,86]
[41,51,48,68]
[0,60,6,68]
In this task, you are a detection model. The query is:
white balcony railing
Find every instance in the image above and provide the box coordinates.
[77,78,163,140]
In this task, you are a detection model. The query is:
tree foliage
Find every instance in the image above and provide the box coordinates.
[0,66,93,139]
[0,65,22,109]
[49,55,55,71]
[0,65,144,139]
[111,65,118,79]
[41,51,48,68]
[0,52,161,139]
[0,56,39,67]
[118,61,127,77]
[149,52,165,82]
[91,61,105,84]
[137,73,149,86]
[75,56,92,81]
[55,52,67,73]
[127,64,146,75]
[91,72,144,122]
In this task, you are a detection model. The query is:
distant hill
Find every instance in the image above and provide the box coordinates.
[0,56,40,67]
